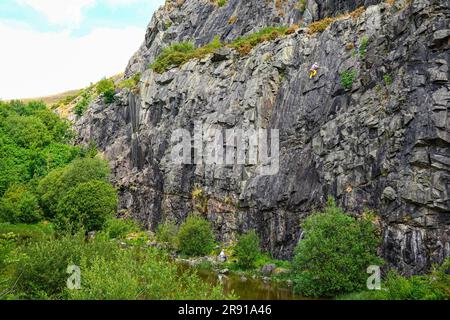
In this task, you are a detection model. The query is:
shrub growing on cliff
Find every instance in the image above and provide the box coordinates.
[340,69,357,90]
[292,197,382,297]
[150,38,223,74]
[74,90,92,116]
[177,215,215,257]
[295,0,307,13]
[358,36,369,59]
[234,230,261,269]
[308,17,335,34]
[229,26,289,56]
[150,41,195,73]
[96,78,116,104]
[117,73,141,91]
[217,0,227,7]
[384,74,393,86]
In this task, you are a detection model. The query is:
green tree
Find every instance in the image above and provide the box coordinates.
[234,230,261,269]
[37,157,111,218]
[0,185,42,224]
[0,100,77,195]
[3,115,52,149]
[292,197,382,297]
[40,143,81,173]
[177,215,215,257]
[55,180,118,233]
[0,143,31,195]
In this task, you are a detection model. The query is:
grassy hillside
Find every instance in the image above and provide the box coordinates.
[16,89,82,106]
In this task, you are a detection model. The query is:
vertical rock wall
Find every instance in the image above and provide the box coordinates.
[76,0,450,275]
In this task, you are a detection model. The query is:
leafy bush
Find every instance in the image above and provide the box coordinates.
[96,79,116,104]
[117,73,141,91]
[292,197,382,297]
[0,232,17,270]
[234,230,261,269]
[217,0,227,7]
[67,246,231,300]
[68,252,140,300]
[3,115,51,149]
[378,261,450,300]
[102,218,140,240]
[0,185,42,224]
[0,222,54,244]
[15,233,120,299]
[40,143,81,173]
[31,107,74,144]
[156,220,179,247]
[254,253,292,270]
[74,90,92,116]
[55,180,118,233]
[338,258,450,300]
[177,215,215,257]
[359,36,369,59]
[340,69,357,90]
[37,157,111,218]
[384,74,393,86]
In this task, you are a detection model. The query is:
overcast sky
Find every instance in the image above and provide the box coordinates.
[0,0,165,99]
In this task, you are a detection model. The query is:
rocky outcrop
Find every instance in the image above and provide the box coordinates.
[125,0,382,77]
[76,0,450,276]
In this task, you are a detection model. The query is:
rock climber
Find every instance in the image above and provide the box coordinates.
[309,62,320,79]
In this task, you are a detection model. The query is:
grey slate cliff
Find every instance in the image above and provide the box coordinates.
[76,0,450,276]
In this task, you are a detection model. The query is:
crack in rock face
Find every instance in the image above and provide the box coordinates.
[75,0,450,276]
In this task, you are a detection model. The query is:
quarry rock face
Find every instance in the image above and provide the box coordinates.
[76,0,450,276]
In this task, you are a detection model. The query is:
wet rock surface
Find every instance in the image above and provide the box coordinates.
[76,0,450,276]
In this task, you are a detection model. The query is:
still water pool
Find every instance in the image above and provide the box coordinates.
[193,268,310,300]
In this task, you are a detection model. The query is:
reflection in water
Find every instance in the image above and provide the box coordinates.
[194,268,308,300]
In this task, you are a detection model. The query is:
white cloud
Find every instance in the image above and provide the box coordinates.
[17,0,96,28]
[102,0,142,6]
[16,0,150,28]
[0,21,146,99]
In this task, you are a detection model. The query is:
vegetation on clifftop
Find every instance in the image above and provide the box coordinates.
[149,27,291,73]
